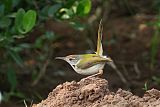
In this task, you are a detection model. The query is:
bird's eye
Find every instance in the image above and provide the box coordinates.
[69,57,76,61]
[68,57,78,64]
[69,58,74,61]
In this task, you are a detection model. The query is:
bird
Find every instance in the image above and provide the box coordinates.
[55,20,113,77]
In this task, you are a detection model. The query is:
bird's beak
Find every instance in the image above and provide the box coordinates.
[106,57,113,62]
[55,57,66,60]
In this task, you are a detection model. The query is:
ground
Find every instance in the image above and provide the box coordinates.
[32,77,160,107]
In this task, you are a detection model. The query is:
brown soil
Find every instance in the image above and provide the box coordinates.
[32,77,160,107]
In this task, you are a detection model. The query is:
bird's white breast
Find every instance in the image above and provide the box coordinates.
[74,63,105,75]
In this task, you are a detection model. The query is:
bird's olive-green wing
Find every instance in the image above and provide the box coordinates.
[76,54,106,69]
[96,19,103,56]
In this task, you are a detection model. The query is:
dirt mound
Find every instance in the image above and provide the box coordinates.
[32,77,160,107]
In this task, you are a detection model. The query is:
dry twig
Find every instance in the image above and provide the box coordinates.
[133,63,141,79]
[32,60,50,86]
[108,62,128,85]
[122,65,130,80]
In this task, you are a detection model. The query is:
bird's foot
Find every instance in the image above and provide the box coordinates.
[84,70,103,80]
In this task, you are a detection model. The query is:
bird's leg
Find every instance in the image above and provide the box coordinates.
[85,69,103,79]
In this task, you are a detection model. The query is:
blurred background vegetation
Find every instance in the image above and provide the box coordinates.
[0,0,160,107]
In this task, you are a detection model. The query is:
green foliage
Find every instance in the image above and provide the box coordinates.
[15,9,37,34]
[7,67,17,91]
[57,0,92,19]
[34,31,56,49]
[15,9,25,34]
[142,82,148,91]
[48,4,62,17]
[3,91,25,102]
[7,49,23,67]
[152,76,160,85]
[151,29,160,68]
[70,21,86,31]
[22,10,36,33]
[153,0,160,11]
[0,16,11,28]
[77,0,91,16]
[0,1,37,102]
[149,15,160,68]
[0,0,92,102]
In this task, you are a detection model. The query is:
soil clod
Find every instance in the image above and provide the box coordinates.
[33,77,160,107]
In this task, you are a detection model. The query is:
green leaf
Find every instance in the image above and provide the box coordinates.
[0,16,11,28]
[8,49,23,67]
[59,8,73,19]
[11,43,31,52]
[151,29,160,67]
[45,31,55,40]
[22,10,36,33]
[70,21,86,31]
[34,36,44,48]
[40,6,50,17]
[142,82,148,91]
[77,0,91,16]
[65,0,76,8]
[10,91,25,99]
[0,4,5,16]
[152,76,160,85]
[3,91,25,102]
[15,8,25,33]
[48,4,62,17]
[7,67,17,91]
[12,0,20,7]
[3,0,12,12]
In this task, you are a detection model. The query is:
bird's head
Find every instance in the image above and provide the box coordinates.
[55,55,80,66]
